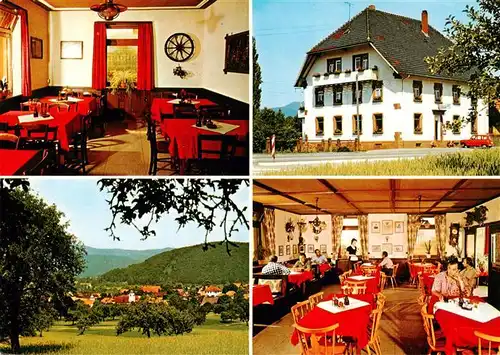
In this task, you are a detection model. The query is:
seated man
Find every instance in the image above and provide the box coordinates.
[261,256,291,275]
[311,249,328,264]
[379,251,394,276]
[432,258,466,300]
[293,253,311,271]
[460,257,478,296]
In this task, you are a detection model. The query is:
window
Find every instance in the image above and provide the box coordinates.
[353,54,369,71]
[0,4,19,99]
[327,57,342,73]
[352,82,363,104]
[434,83,443,103]
[334,116,343,134]
[352,115,363,135]
[452,115,461,134]
[414,113,423,134]
[413,81,423,102]
[452,85,461,105]
[316,117,324,136]
[315,87,324,107]
[372,81,383,102]
[333,85,343,105]
[106,27,139,86]
[373,113,383,134]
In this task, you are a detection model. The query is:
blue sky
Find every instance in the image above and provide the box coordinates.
[253,0,478,108]
[28,179,250,250]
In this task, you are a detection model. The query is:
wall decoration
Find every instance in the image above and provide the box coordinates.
[382,243,393,255]
[449,223,460,246]
[31,37,43,59]
[307,244,314,253]
[382,220,393,235]
[371,221,380,234]
[395,221,404,234]
[286,245,291,256]
[278,245,283,256]
[309,198,327,240]
[394,245,404,253]
[371,245,381,253]
[320,244,327,254]
[165,33,194,63]
[299,244,305,253]
[60,41,83,59]
[285,218,296,242]
[293,244,298,256]
[224,30,249,74]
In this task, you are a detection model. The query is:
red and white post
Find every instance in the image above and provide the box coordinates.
[271,134,276,160]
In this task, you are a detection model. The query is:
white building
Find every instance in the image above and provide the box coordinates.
[295,6,488,149]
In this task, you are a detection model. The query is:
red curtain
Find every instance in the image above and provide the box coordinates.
[19,9,31,97]
[137,22,154,90]
[92,22,107,90]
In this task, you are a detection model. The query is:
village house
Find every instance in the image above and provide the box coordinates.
[205,285,222,297]
[295,6,489,150]
[140,285,162,295]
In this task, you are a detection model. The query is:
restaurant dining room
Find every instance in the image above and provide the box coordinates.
[252,178,500,355]
[0,0,249,176]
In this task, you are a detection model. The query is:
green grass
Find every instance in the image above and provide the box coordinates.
[264,148,500,176]
[0,314,248,355]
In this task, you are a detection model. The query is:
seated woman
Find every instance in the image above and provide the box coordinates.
[460,257,478,296]
[293,253,311,271]
[432,258,466,300]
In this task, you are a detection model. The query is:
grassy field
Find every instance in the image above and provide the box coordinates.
[0,314,248,355]
[265,148,500,176]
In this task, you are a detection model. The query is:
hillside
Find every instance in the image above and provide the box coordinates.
[99,242,248,285]
[272,101,301,117]
[81,246,172,278]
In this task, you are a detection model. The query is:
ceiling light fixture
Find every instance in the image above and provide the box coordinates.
[90,0,127,21]
[309,198,327,238]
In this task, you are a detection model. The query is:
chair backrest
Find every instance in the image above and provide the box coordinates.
[291,300,311,324]
[475,330,500,355]
[20,101,32,111]
[369,308,383,342]
[339,272,347,285]
[23,149,49,176]
[420,304,438,348]
[173,103,197,118]
[294,323,340,355]
[344,280,367,295]
[253,274,288,297]
[417,274,427,305]
[308,292,324,309]
[376,292,386,309]
[362,266,378,276]
[0,133,19,149]
[198,134,237,160]
[49,102,71,113]
[25,124,57,141]
[392,264,399,276]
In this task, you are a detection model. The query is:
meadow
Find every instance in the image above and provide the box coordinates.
[0,314,248,355]
[265,148,500,176]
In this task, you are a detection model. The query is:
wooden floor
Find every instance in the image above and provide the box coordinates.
[252,283,429,355]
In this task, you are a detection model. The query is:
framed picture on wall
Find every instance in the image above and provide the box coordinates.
[293,244,298,256]
[394,245,404,253]
[371,245,381,253]
[382,243,393,255]
[395,221,404,234]
[278,245,284,256]
[382,220,393,235]
[320,244,327,253]
[307,244,314,253]
[299,244,305,253]
[371,221,381,234]
[224,30,249,74]
[286,245,291,255]
[31,37,43,59]
[60,41,83,59]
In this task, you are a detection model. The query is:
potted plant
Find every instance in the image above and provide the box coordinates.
[109,70,136,95]
[312,73,321,79]
[465,206,488,227]
[173,65,188,79]
[256,244,270,263]
[477,255,488,273]
[424,240,432,259]
[299,104,305,112]
[324,72,330,77]
[372,65,379,71]
[344,69,352,74]
[334,129,342,135]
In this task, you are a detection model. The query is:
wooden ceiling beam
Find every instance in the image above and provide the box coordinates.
[425,179,468,214]
[390,179,396,213]
[318,179,363,214]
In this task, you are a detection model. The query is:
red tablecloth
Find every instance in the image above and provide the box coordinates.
[288,271,314,287]
[0,149,41,175]
[39,96,97,116]
[412,263,436,275]
[151,98,217,121]
[291,293,374,350]
[435,302,500,354]
[423,274,435,294]
[0,111,81,152]
[347,274,380,294]
[161,118,249,160]
[428,295,485,315]
[252,284,274,306]
[318,264,332,276]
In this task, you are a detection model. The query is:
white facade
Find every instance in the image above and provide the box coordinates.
[299,47,488,143]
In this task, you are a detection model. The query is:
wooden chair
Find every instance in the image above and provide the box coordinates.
[49,102,71,113]
[366,308,383,355]
[0,133,19,149]
[291,300,311,324]
[376,293,386,310]
[20,101,32,111]
[342,280,367,295]
[173,103,197,118]
[475,331,500,355]
[294,323,347,355]
[23,149,49,175]
[379,273,388,292]
[308,292,324,309]
[0,123,21,136]
[68,111,92,174]
[417,274,429,306]
[388,264,398,289]
[421,305,446,354]
[147,118,176,176]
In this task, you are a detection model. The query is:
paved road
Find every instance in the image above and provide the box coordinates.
[253,147,469,173]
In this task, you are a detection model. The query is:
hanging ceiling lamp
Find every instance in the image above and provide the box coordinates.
[90,0,127,21]
[309,198,327,237]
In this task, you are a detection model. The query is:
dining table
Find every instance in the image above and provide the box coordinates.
[287,270,314,287]
[39,96,97,116]
[347,274,380,294]
[317,263,332,276]
[252,284,274,306]
[151,97,218,121]
[291,293,375,351]
[0,110,81,152]
[434,298,500,354]
[0,149,42,175]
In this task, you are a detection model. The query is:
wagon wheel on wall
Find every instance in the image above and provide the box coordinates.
[164,33,195,62]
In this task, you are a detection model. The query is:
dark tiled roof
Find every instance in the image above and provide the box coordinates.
[296,7,470,86]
